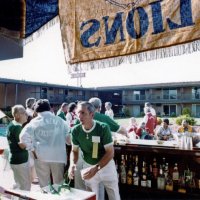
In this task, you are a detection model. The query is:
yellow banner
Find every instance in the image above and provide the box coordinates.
[59,0,200,68]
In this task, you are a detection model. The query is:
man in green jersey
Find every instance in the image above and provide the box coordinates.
[7,105,31,191]
[69,102,120,200]
[89,97,127,136]
[73,97,127,198]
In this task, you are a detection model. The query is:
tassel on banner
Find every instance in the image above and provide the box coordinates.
[23,16,59,46]
[68,40,200,73]
[0,16,59,47]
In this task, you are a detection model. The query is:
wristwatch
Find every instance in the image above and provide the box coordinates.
[96,164,101,171]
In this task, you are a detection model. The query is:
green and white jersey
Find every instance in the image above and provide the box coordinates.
[71,120,113,165]
[7,120,28,164]
[57,110,66,121]
[94,112,120,132]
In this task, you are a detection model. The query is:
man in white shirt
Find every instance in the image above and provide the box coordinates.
[20,99,70,188]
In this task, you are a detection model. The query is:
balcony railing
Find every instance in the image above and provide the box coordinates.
[37,93,87,104]
[123,93,200,104]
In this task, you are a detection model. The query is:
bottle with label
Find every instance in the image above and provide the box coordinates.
[165,174,173,191]
[152,158,158,179]
[164,163,169,178]
[126,155,133,185]
[162,157,166,171]
[133,158,139,186]
[172,163,179,191]
[120,155,127,184]
[147,164,153,188]
[157,165,165,190]
[184,168,194,192]
[178,175,186,193]
[141,161,147,187]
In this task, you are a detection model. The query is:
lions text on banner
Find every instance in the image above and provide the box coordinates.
[59,0,200,71]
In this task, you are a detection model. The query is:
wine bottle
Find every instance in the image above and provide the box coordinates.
[165,174,173,191]
[172,163,179,191]
[133,158,139,186]
[127,165,133,185]
[152,158,158,179]
[147,164,153,188]
[120,155,127,184]
[141,161,147,187]
[157,165,165,190]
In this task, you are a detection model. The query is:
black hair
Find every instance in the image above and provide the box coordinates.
[163,118,169,125]
[68,102,77,112]
[34,99,51,113]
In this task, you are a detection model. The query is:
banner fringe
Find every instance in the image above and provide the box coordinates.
[69,40,200,73]
[22,16,59,46]
[0,16,59,46]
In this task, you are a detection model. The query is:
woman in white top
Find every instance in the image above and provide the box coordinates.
[105,102,114,119]
[156,118,174,141]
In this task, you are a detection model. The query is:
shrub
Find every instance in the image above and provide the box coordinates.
[170,112,176,117]
[138,112,145,117]
[123,107,131,117]
[182,107,191,116]
[175,115,196,125]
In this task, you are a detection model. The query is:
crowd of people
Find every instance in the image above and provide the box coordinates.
[3,98,199,200]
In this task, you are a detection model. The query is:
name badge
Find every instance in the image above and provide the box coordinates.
[92,136,100,143]
[92,136,100,159]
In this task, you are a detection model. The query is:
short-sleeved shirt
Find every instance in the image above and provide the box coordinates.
[71,120,113,165]
[94,112,120,132]
[56,110,66,121]
[7,121,28,164]
[157,126,173,140]
[74,112,120,133]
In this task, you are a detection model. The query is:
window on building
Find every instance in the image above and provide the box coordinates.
[192,87,200,99]
[163,105,176,116]
[41,87,47,99]
[163,89,177,99]
[59,89,64,94]
[133,90,145,100]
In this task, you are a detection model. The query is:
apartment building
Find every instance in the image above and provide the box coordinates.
[0,78,97,111]
[97,82,200,117]
[0,78,200,117]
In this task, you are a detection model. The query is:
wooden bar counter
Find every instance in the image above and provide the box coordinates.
[114,140,200,200]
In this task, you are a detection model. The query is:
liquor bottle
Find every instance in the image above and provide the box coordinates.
[147,164,153,188]
[152,158,158,179]
[133,158,139,186]
[127,165,133,185]
[120,155,126,184]
[184,168,193,192]
[157,165,165,190]
[165,174,173,191]
[172,163,179,191]
[164,163,169,178]
[141,161,147,187]
[178,175,186,193]
[162,157,166,171]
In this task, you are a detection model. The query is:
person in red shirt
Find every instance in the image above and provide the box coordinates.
[143,107,155,135]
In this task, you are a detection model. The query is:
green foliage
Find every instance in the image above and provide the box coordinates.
[182,107,191,116]
[170,112,176,117]
[124,107,131,117]
[175,115,196,125]
[138,112,145,117]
